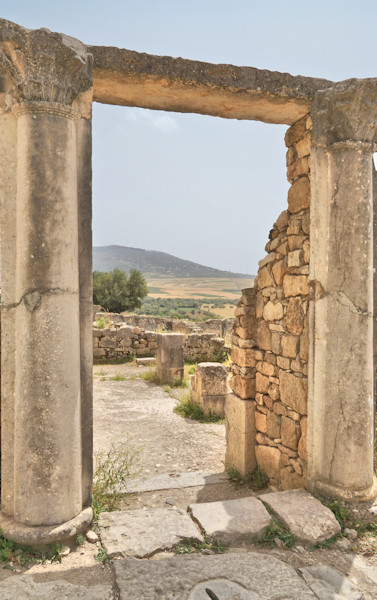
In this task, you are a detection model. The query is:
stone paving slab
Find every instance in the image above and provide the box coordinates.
[0,575,113,600]
[114,553,317,599]
[98,507,203,557]
[128,470,229,493]
[189,496,271,543]
[259,489,341,544]
[300,565,362,600]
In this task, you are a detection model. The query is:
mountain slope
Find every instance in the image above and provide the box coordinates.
[93,245,253,279]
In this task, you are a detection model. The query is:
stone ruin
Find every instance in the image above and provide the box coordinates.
[0,17,376,544]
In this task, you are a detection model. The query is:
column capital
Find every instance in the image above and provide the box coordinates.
[0,18,92,107]
[311,78,377,148]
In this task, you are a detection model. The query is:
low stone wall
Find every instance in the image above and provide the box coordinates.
[229,114,310,490]
[93,321,227,363]
[94,311,234,343]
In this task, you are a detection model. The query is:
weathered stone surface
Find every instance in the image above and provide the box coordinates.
[189,497,271,543]
[287,156,309,182]
[156,333,184,384]
[298,416,308,461]
[272,259,286,286]
[98,508,203,557]
[257,320,272,351]
[259,490,341,544]
[255,411,267,432]
[114,553,317,600]
[300,565,362,600]
[225,394,256,474]
[281,334,299,358]
[280,370,308,414]
[128,471,228,494]
[283,274,309,297]
[263,301,283,321]
[231,346,256,367]
[230,375,255,399]
[285,297,305,335]
[258,266,274,289]
[266,410,281,438]
[288,177,310,213]
[256,372,269,394]
[0,575,112,600]
[136,357,156,366]
[280,468,306,490]
[255,445,281,478]
[281,416,300,449]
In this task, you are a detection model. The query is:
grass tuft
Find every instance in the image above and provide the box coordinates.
[173,535,227,555]
[227,466,269,491]
[174,394,224,423]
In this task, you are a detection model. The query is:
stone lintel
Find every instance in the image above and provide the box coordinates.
[88,45,334,125]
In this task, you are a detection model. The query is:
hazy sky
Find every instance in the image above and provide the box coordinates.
[2,1,377,274]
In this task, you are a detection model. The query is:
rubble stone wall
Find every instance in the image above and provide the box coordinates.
[94,312,234,343]
[230,114,311,490]
[93,323,226,363]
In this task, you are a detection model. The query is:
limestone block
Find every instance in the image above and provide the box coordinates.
[259,490,341,544]
[287,157,310,184]
[303,239,310,264]
[257,266,274,289]
[286,145,297,165]
[271,332,282,355]
[195,362,228,395]
[255,445,282,479]
[268,383,280,401]
[188,497,271,544]
[229,375,255,399]
[93,348,106,357]
[258,253,276,268]
[299,316,309,362]
[281,417,301,450]
[288,177,310,214]
[231,346,256,368]
[281,334,299,358]
[276,241,288,256]
[287,249,304,268]
[256,293,264,318]
[280,468,306,490]
[274,402,288,417]
[156,333,184,384]
[298,416,308,462]
[257,321,272,351]
[285,297,304,335]
[225,393,256,474]
[241,287,256,305]
[263,301,283,321]
[283,275,309,297]
[98,508,203,558]
[272,260,286,286]
[301,211,310,235]
[295,135,311,158]
[277,356,290,370]
[279,371,308,414]
[266,411,281,438]
[256,361,275,377]
[288,235,303,251]
[285,116,308,147]
[255,411,267,433]
[274,210,289,231]
[256,372,269,394]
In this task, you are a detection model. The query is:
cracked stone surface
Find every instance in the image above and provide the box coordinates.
[300,565,362,600]
[114,553,317,599]
[259,489,341,544]
[98,507,203,557]
[0,575,113,600]
[189,496,271,543]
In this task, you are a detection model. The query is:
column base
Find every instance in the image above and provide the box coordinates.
[311,476,377,502]
[0,507,93,546]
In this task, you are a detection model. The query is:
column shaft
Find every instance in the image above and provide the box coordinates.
[13,104,82,525]
[309,142,376,498]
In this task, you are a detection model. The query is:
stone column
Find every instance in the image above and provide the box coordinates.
[0,21,93,543]
[308,80,377,500]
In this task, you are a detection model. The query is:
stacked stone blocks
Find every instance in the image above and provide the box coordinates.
[190,362,228,417]
[229,114,311,489]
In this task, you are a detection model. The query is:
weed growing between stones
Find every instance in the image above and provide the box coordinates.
[75,533,85,546]
[174,394,224,423]
[95,316,111,329]
[257,508,296,550]
[227,467,269,491]
[93,440,142,522]
[95,548,109,563]
[321,499,351,531]
[173,535,227,555]
[0,535,63,567]
[140,368,188,388]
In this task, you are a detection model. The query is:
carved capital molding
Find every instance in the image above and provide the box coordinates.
[0,19,92,106]
[311,78,377,148]
[12,101,80,122]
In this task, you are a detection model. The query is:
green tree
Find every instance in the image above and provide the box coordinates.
[93,268,148,313]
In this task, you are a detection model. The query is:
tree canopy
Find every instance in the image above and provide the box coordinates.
[93,268,148,313]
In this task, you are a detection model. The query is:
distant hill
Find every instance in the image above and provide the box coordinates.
[93,245,253,279]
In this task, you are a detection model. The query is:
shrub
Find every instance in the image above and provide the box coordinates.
[93,268,148,313]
